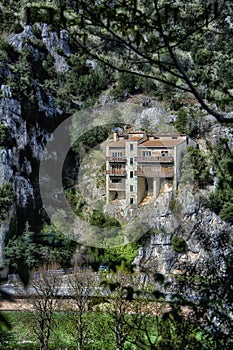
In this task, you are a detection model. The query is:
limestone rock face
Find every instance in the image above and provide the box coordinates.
[41,24,70,72]
[134,181,232,304]
[0,25,71,267]
[0,94,54,266]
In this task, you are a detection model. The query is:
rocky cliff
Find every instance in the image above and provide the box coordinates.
[0,24,232,329]
[0,25,71,266]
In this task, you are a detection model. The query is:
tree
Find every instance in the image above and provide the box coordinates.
[208,139,233,221]
[66,269,96,350]
[99,271,141,350]
[26,0,233,123]
[0,272,14,348]
[4,222,40,273]
[37,224,76,269]
[28,273,61,350]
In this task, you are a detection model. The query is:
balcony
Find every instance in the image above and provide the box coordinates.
[135,156,174,163]
[135,168,174,178]
[106,169,127,176]
[108,180,126,190]
[106,156,126,162]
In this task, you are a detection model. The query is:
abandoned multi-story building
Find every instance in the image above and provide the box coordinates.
[106,129,190,206]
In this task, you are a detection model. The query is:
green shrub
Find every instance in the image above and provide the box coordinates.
[174,108,189,134]
[0,182,14,220]
[95,240,140,270]
[208,140,233,221]
[180,146,213,188]
[172,236,186,253]
[0,124,8,147]
[90,210,120,228]
[5,223,76,271]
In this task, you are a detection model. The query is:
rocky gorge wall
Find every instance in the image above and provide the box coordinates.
[135,186,231,277]
[0,24,232,326]
[0,25,71,267]
[132,142,233,332]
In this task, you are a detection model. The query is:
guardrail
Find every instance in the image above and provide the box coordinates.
[135,169,174,178]
[106,170,127,176]
[106,156,126,162]
[108,181,126,190]
[135,156,174,163]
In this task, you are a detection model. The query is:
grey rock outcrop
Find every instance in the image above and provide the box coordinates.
[0,24,70,267]
[41,24,70,72]
[134,183,232,300]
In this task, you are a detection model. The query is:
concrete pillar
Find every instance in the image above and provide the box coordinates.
[153,177,160,198]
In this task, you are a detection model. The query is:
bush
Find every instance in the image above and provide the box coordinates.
[172,236,186,253]
[0,124,8,147]
[0,182,14,220]
[208,140,233,221]
[95,240,140,270]
[90,210,120,228]
[180,146,213,188]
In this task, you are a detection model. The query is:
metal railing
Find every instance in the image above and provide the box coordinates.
[106,156,126,162]
[108,181,126,190]
[135,169,174,178]
[106,169,127,176]
[135,156,174,163]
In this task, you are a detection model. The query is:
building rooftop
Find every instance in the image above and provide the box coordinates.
[128,137,143,141]
[108,130,187,148]
[139,139,186,147]
[108,140,126,147]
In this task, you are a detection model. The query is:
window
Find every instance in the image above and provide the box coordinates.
[112,152,122,157]
[130,144,134,151]
[130,171,134,178]
[130,157,133,165]
[161,151,168,157]
[111,179,122,183]
[142,151,151,157]
[130,198,134,204]
[130,185,133,192]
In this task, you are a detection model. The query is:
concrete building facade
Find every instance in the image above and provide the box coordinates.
[106,130,190,206]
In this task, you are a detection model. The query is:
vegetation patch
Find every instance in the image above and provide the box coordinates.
[208,139,233,222]
[0,124,8,147]
[0,182,14,221]
[172,235,186,253]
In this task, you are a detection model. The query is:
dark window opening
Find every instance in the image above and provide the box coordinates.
[130,198,134,204]
[130,144,134,151]
[142,151,151,157]
[130,171,134,178]
[161,151,168,157]
[130,157,133,165]
[112,152,122,157]
[130,185,133,192]
[111,179,122,183]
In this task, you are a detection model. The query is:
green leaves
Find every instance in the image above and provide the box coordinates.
[172,235,186,253]
[180,146,213,188]
[0,124,8,148]
[5,222,76,272]
[208,139,233,221]
[0,183,14,221]
[4,222,39,271]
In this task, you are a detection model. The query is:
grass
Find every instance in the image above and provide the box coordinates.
[0,309,219,349]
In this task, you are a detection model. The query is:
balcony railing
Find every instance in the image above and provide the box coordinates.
[108,181,126,190]
[106,156,126,162]
[135,169,174,178]
[106,169,127,176]
[135,156,174,163]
